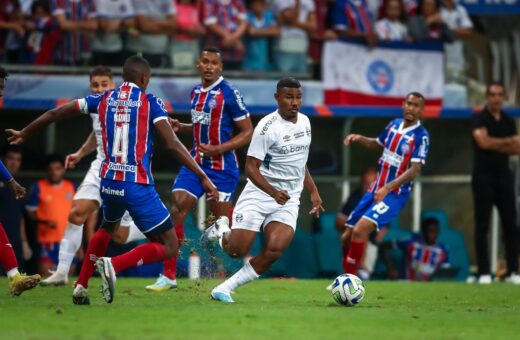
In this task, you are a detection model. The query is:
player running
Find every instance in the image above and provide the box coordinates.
[201,78,324,303]
[41,66,145,286]
[6,56,218,304]
[0,66,41,295]
[340,92,429,277]
[145,46,253,291]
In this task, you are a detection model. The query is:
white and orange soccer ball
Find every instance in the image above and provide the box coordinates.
[331,274,365,307]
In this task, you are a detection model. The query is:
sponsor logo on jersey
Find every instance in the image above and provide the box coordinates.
[107,98,142,108]
[380,149,404,167]
[233,89,246,110]
[108,162,136,172]
[283,135,292,142]
[259,115,277,135]
[191,109,210,125]
[305,127,311,137]
[114,114,131,123]
[418,136,429,158]
[101,186,125,197]
[294,131,305,139]
[278,144,310,155]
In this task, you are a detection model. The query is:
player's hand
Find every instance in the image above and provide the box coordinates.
[8,179,26,199]
[168,118,181,133]
[65,152,82,169]
[374,185,390,203]
[202,177,219,201]
[5,129,26,145]
[343,134,360,146]
[199,144,222,157]
[273,190,290,205]
[309,191,325,218]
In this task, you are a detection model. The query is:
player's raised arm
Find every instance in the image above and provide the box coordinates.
[5,100,82,145]
[65,132,97,169]
[155,119,218,201]
[304,166,324,218]
[343,133,384,151]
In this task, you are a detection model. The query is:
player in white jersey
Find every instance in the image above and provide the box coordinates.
[201,78,324,303]
[41,66,145,286]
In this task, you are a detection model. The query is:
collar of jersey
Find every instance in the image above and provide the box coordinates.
[398,120,421,133]
[275,109,298,124]
[200,76,224,92]
[120,81,139,89]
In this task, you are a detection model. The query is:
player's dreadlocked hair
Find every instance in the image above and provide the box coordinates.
[276,77,301,91]
[0,65,8,80]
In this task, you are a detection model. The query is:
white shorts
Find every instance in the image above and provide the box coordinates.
[73,159,135,228]
[231,183,300,233]
[74,159,102,204]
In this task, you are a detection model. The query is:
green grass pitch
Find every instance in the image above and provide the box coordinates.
[0,278,519,339]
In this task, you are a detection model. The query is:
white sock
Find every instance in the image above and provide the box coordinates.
[124,222,146,244]
[217,261,259,293]
[56,223,83,275]
[6,268,19,279]
[217,218,230,249]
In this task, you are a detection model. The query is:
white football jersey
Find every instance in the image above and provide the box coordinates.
[90,113,105,162]
[247,110,311,195]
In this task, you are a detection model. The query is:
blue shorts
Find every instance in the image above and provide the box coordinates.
[39,242,77,267]
[100,179,172,236]
[172,165,239,202]
[346,191,410,230]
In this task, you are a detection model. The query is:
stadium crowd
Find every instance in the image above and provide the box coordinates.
[0,0,473,78]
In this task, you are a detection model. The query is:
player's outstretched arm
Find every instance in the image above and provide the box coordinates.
[66,132,97,169]
[343,134,384,151]
[155,119,218,200]
[168,117,193,135]
[5,101,81,145]
[304,166,324,218]
[374,162,422,203]
[245,156,290,205]
[199,117,253,157]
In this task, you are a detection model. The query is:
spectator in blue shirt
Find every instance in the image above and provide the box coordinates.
[243,0,280,72]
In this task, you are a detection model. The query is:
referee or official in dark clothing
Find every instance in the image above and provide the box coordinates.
[471,82,520,284]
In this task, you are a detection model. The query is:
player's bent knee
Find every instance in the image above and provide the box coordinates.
[68,206,89,225]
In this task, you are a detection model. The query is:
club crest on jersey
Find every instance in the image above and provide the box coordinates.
[400,142,411,154]
[235,213,243,223]
[119,91,129,99]
[305,127,311,137]
[208,98,217,109]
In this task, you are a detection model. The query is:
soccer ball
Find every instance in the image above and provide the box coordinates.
[331,274,365,307]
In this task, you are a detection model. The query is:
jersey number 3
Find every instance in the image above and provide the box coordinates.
[113,124,129,163]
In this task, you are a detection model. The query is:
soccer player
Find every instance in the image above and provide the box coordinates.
[380,217,450,281]
[340,92,430,276]
[201,77,324,303]
[0,65,41,295]
[6,56,218,304]
[145,46,253,291]
[41,66,145,286]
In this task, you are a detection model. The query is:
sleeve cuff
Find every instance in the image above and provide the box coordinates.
[25,206,37,212]
[204,17,218,25]
[153,116,168,124]
[76,99,89,114]
[233,113,250,122]
[376,139,384,146]
[247,152,265,161]
[411,158,425,164]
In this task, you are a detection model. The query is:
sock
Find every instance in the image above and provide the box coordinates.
[0,223,18,274]
[342,246,349,273]
[217,218,230,249]
[163,223,184,280]
[76,228,112,289]
[344,240,365,274]
[6,268,20,279]
[217,260,259,293]
[112,242,167,273]
[57,222,83,275]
